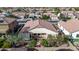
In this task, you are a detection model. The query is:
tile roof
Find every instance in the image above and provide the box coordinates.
[0,17,16,24]
[59,19,79,33]
[20,19,57,33]
[12,12,26,17]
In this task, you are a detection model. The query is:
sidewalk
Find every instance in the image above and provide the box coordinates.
[68,41,78,51]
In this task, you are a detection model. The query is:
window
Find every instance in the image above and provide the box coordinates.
[41,33,46,35]
[0,20,3,23]
[76,34,79,37]
[33,34,37,35]
[38,34,40,35]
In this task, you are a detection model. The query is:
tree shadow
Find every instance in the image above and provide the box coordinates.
[56,49,74,51]
[27,47,38,51]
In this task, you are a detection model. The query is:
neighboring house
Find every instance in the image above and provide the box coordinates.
[0,13,5,18]
[48,14,59,25]
[58,19,79,40]
[61,11,76,19]
[17,18,33,26]
[43,12,52,16]
[74,11,79,19]
[29,13,42,19]
[20,19,58,40]
[12,11,26,18]
[0,17,18,34]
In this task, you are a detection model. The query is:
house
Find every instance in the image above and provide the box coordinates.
[2,11,12,16]
[29,12,42,19]
[58,19,79,40]
[12,11,26,18]
[20,19,58,40]
[74,11,79,19]
[0,13,5,18]
[16,18,33,26]
[61,11,76,19]
[0,17,18,35]
[48,14,59,25]
[43,12,59,24]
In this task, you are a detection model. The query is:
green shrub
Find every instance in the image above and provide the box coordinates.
[41,39,49,47]
[2,40,12,48]
[28,39,37,48]
[0,37,6,47]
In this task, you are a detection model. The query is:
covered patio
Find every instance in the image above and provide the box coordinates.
[30,33,47,40]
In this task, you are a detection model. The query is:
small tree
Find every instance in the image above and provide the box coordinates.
[54,8,60,15]
[47,35,57,47]
[63,35,69,43]
[42,15,50,20]
[41,39,49,47]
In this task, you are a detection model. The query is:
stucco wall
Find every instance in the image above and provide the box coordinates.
[29,28,58,38]
[0,24,9,29]
[20,28,58,40]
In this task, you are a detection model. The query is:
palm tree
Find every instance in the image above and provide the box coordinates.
[7,35,22,47]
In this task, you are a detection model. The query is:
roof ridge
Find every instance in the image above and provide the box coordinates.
[29,24,40,31]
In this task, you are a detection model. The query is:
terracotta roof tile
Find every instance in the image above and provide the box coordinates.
[59,19,79,33]
[0,17,16,24]
[20,19,57,33]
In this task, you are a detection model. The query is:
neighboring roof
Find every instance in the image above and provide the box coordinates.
[50,15,59,21]
[20,19,57,33]
[12,12,26,17]
[43,12,52,16]
[0,29,8,33]
[0,17,16,24]
[61,11,74,14]
[59,19,79,33]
